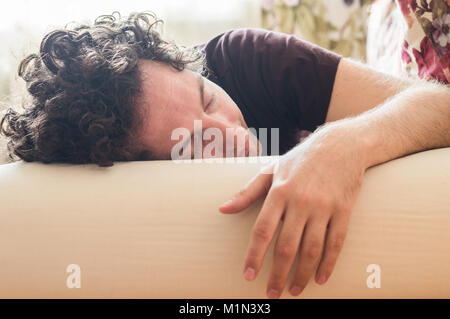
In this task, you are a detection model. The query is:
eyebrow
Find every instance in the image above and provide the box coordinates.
[176,74,205,158]
[198,73,205,107]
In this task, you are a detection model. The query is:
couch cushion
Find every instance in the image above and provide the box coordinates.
[0,149,449,298]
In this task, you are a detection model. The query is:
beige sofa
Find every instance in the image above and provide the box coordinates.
[0,148,449,298]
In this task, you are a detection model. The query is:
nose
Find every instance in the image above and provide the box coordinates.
[204,117,248,158]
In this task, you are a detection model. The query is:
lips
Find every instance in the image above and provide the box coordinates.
[244,134,249,157]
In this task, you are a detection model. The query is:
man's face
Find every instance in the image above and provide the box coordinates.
[136,59,260,160]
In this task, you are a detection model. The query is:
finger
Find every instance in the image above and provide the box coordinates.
[289,217,328,296]
[219,168,273,214]
[314,213,350,285]
[266,206,307,299]
[242,187,286,283]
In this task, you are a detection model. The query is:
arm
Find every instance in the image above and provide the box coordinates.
[219,57,449,299]
[322,58,450,167]
[325,58,415,123]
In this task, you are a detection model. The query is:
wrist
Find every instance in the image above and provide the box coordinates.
[315,120,378,170]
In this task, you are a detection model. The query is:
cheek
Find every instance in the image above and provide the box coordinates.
[209,82,244,124]
[219,91,242,120]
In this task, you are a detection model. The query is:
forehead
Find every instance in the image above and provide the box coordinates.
[137,59,200,158]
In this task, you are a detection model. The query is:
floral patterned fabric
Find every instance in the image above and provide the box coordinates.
[262,0,450,83]
[368,0,450,83]
[261,0,372,61]
[261,0,449,143]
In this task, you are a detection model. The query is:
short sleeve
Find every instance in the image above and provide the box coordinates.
[195,28,342,154]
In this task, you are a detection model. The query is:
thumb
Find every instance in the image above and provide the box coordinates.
[219,168,273,214]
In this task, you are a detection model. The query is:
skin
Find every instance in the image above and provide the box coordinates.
[136,57,450,298]
[136,59,261,160]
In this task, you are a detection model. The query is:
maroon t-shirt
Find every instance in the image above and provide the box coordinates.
[194,28,342,155]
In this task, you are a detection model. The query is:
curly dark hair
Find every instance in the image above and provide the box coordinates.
[0,11,206,167]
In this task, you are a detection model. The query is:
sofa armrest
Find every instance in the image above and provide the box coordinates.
[0,149,449,298]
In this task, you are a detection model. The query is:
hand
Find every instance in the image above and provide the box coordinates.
[219,125,367,298]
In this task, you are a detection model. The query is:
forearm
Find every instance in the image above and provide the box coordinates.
[319,81,450,169]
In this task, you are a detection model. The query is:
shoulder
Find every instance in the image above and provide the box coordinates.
[195,28,273,51]
[195,28,341,75]
[194,28,273,70]
[196,27,307,59]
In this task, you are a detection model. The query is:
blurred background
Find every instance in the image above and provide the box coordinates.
[0,0,372,106]
[4,0,443,164]
[0,0,375,164]
[0,0,262,105]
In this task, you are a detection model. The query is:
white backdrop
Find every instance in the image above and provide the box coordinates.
[0,0,261,104]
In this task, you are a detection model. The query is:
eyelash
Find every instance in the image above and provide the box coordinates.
[205,94,216,111]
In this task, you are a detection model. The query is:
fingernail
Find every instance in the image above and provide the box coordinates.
[289,285,303,296]
[316,274,327,285]
[243,267,255,281]
[220,198,234,207]
[267,288,280,299]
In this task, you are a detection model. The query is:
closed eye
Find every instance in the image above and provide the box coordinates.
[205,93,217,111]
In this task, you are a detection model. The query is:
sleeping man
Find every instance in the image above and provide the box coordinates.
[1,12,449,299]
